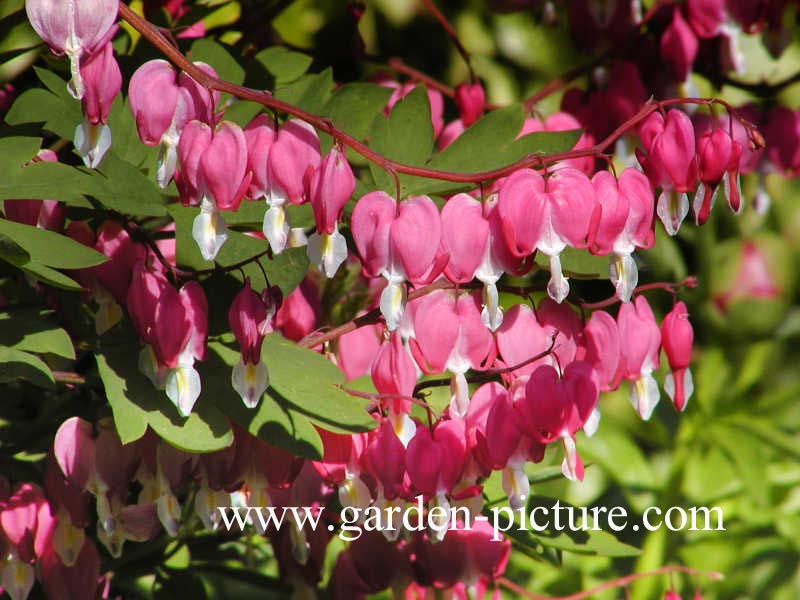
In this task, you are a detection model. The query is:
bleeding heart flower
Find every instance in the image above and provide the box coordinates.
[229,278,271,408]
[25,0,118,99]
[660,301,694,411]
[307,146,355,278]
[74,42,121,168]
[516,361,599,481]
[412,290,494,417]
[589,168,654,301]
[617,295,662,420]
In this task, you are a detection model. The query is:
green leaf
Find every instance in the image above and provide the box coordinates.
[236,247,309,297]
[261,333,376,434]
[323,83,393,142]
[105,96,156,168]
[694,347,730,414]
[368,85,434,196]
[733,340,774,394]
[91,152,168,217]
[221,199,267,226]
[285,69,335,115]
[0,161,94,208]
[252,47,313,84]
[0,218,107,269]
[0,345,54,388]
[20,262,84,291]
[579,421,657,511]
[723,415,800,461]
[0,233,30,266]
[189,38,245,86]
[96,341,233,451]
[535,247,610,278]
[0,309,75,359]
[426,104,524,175]
[0,136,43,168]
[5,83,82,140]
[403,104,581,196]
[222,100,264,128]
[713,424,769,505]
[168,205,268,271]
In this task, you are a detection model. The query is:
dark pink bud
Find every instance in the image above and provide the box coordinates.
[179,280,208,362]
[454,82,485,127]
[661,7,699,82]
[229,278,267,365]
[475,383,522,471]
[661,302,694,369]
[252,438,304,488]
[660,301,694,411]
[310,146,356,234]
[79,42,121,125]
[697,128,734,185]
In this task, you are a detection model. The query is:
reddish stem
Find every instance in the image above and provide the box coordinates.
[297,279,453,349]
[121,3,743,187]
[580,276,698,310]
[387,57,456,99]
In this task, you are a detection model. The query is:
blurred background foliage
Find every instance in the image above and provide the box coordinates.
[1,0,800,598]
